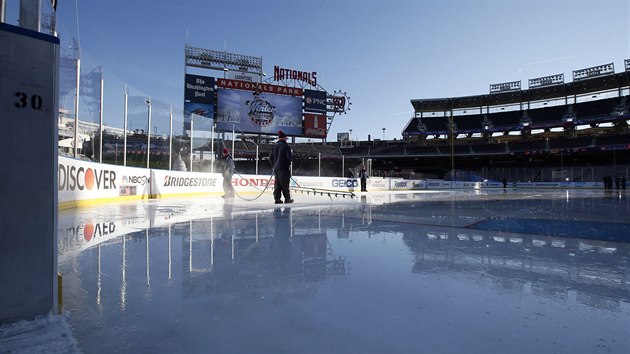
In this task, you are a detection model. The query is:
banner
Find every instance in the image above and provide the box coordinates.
[216,87,303,135]
[304,89,327,113]
[184,74,215,132]
[184,74,215,104]
[303,113,327,138]
[58,157,151,205]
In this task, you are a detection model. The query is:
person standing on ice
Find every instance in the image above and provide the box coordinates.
[269,130,293,204]
[358,164,368,192]
[222,148,235,198]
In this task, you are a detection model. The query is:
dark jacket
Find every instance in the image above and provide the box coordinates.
[223,154,234,177]
[270,140,292,171]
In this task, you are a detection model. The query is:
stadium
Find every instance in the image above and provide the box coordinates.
[195,60,630,185]
[63,58,630,186]
[2,2,630,353]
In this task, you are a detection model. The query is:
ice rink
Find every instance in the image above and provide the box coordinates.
[55,189,630,353]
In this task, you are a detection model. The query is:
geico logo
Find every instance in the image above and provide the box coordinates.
[234,178,271,187]
[163,176,217,187]
[394,181,408,187]
[64,222,116,242]
[122,175,149,185]
[332,179,358,187]
[58,164,117,191]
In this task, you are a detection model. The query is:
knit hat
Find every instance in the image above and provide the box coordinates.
[222,148,229,155]
[278,130,287,139]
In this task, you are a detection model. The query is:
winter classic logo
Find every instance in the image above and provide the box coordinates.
[246,91,275,126]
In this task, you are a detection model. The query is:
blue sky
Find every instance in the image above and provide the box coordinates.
[6,0,630,141]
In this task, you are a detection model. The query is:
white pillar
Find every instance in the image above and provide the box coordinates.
[146,98,151,169]
[231,125,235,160]
[98,74,104,163]
[190,118,194,172]
[73,59,80,158]
[0,0,6,23]
[255,145,259,175]
[123,87,128,166]
[210,122,214,174]
[169,106,173,170]
[318,152,321,177]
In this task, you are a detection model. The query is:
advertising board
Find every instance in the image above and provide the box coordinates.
[303,113,327,138]
[184,74,215,131]
[58,157,152,206]
[367,178,389,191]
[216,81,303,135]
[304,89,327,113]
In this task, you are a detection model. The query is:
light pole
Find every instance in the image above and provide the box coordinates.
[146,97,151,169]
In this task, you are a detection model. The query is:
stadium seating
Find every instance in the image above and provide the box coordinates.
[508,140,547,153]
[436,144,471,154]
[487,111,523,130]
[573,96,625,122]
[470,143,507,154]
[594,134,630,147]
[453,114,483,132]
[405,145,440,155]
[527,105,567,126]
[419,116,450,132]
[548,136,594,150]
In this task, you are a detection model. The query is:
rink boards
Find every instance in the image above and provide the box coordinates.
[58,156,606,209]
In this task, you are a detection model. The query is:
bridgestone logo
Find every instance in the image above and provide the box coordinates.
[163,176,216,187]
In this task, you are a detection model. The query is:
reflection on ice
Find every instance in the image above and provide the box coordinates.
[57,190,630,354]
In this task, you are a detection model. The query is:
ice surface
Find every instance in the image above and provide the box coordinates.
[8,189,630,353]
[0,314,80,354]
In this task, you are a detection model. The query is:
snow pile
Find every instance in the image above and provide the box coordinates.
[0,313,80,353]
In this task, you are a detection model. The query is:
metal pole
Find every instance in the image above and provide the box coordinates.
[99,73,104,163]
[255,145,259,175]
[190,118,193,172]
[123,86,128,166]
[318,152,321,177]
[342,155,344,177]
[169,106,173,170]
[210,122,214,174]
[232,125,235,160]
[0,0,6,23]
[73,58,80,158]
[146,98,151,169]
[450,111,454,184]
